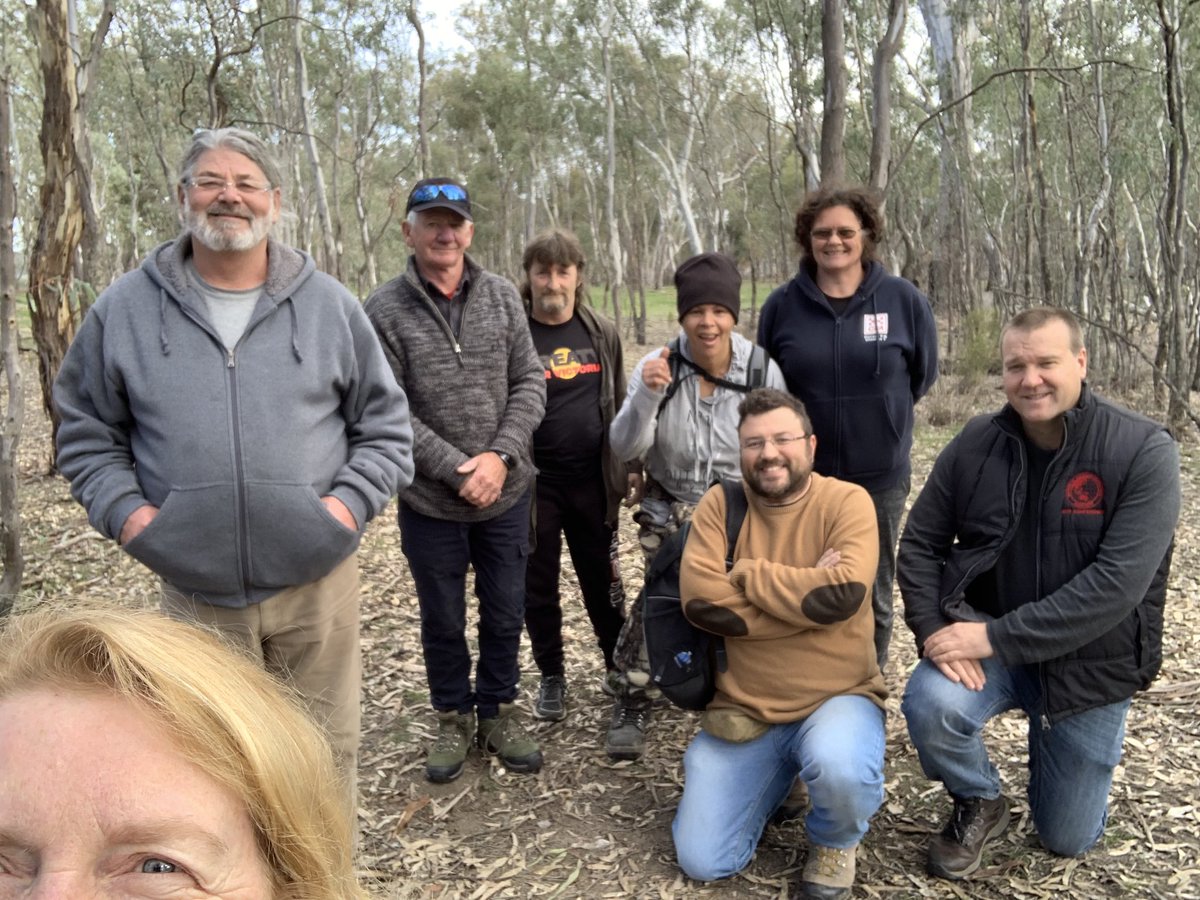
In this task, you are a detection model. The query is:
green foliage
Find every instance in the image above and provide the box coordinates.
[955,308,1003,384]
[3,0,1196,407]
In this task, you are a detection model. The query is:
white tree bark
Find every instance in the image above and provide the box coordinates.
[291,0,339,276]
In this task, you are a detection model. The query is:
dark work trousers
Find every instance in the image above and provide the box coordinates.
[869,477,910,671]
[400,490,531,721]
[524,470,626,677]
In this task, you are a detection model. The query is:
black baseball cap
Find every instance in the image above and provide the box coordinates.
[406,178,472,221]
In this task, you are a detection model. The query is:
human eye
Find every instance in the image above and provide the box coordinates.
[775,433,800,445]
[741,437,765,452]
[234,180,267,193]
[191,177,224,191]
[140,857,177,874]
[811,228,833,240]
[836,228,858,239]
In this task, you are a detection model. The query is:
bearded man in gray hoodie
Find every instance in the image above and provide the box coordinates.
[53,128,415,807]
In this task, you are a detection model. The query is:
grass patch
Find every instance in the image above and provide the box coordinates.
[609,283,778,324]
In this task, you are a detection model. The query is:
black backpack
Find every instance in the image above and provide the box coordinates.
[657,337,770,414]
[642,480,749,711]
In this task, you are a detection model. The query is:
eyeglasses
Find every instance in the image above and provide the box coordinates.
[810,227,861,242]
[409,183,469,204]
[186,177,273,195]
[740,433,810,453]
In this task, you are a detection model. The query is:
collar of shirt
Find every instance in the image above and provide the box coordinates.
[422,272,471,302]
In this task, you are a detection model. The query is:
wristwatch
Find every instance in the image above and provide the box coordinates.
[493,450,514,469]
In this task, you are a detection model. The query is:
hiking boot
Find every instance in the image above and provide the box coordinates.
[926,794,1012,880]
[533,675,568,722]
[426,709,475,784]
[605,694,651,760]
[476,704,544,774]
[800,843,856,899]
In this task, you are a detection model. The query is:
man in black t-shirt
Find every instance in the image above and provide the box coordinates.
[520,230,633,730]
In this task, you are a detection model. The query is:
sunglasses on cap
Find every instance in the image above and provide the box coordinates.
[409,183,469,205]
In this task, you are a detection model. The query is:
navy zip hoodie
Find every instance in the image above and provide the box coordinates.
[758,260,938,493]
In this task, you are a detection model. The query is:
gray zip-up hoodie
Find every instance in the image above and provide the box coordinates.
[53,235,415,607]
[609,332,786,506]
[365,254,546,522]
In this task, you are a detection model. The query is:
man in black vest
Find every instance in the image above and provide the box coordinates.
[899,307,1180,880]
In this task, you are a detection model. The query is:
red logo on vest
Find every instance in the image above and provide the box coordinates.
[1063,471,1104,516]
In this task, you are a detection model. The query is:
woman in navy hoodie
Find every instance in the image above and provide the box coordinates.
[759,187,938,671]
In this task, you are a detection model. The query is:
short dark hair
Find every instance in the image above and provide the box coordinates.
[737,387,813,435]
[1002,306,1084,353]
[520,229,588,307]
[793,186,884,264]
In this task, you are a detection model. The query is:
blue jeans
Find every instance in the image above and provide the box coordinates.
[400,493,531,720]
[672,695,885,882]
[868,479,908,670]
[902,657,1130,856]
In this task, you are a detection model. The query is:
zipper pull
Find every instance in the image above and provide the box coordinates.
[227,349,236,368]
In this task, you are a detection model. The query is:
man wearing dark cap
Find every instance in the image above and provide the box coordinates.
[606,252,786,760]
[365,178,547,783]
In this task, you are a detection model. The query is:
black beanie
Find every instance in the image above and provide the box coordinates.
[675,252,741,323]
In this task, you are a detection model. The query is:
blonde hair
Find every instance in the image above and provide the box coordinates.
[0,604,366,900]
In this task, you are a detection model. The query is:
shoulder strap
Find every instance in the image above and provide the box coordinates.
[720,479,749,570]
[745,345,770,389]
[657,337,684,413]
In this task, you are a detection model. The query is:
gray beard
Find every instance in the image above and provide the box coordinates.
[184,199,273,252]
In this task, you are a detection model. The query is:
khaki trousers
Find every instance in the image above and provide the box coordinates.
[160,554,361,812]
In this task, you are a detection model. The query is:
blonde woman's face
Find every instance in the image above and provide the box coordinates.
[0,688,274,899]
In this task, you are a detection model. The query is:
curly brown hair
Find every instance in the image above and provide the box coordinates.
[793,186,885,265]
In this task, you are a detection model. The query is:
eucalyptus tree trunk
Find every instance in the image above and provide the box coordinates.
[291,0,339,277]
[868,0,905,196]
[0,72,23,612]
[1155,0,1194,433]
[918,0,980,353]
[66,0,113,289]
[1017,0,1052,306]
[1076,0,1113,327]
[28,0,88,443]
[601,0,623,332]
[819,0,846,186]
[406,0,430,178]
[638,123,703,256]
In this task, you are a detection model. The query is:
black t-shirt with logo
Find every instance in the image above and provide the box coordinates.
[530,315,605,480]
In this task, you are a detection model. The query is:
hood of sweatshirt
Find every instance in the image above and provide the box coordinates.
[141,234,316,360]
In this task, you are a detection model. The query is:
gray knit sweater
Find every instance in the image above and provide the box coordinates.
[365,254,546,521]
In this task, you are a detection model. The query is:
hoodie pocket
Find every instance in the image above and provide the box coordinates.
[243,482,360,589]
[123,484,242,595]
[841,394,908,479]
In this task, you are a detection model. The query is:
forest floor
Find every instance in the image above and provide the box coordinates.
[8,318,1200,899]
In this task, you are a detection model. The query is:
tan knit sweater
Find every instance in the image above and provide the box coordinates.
[680,473,887,727]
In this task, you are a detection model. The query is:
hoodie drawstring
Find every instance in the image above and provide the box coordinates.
[287,300,303,363]
[871,291,881,378]
[158,287,170,355]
